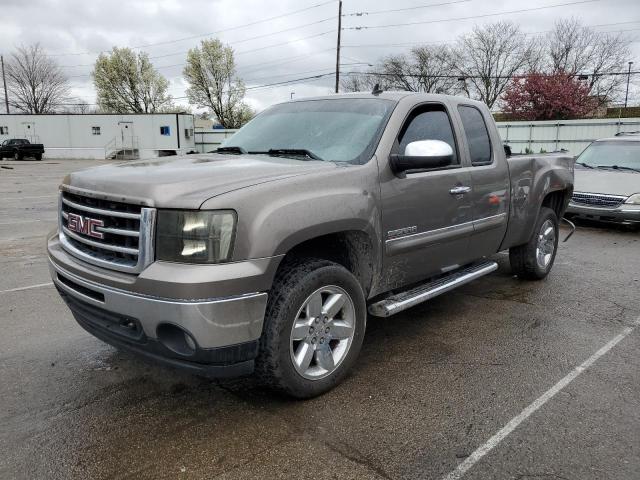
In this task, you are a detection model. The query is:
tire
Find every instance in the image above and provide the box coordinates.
[13,151,21,161]
[255,258,366,398]
[35,153,42,161]
[509,207,559,280]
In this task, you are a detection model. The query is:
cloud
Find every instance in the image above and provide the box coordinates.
[2,0,639,110]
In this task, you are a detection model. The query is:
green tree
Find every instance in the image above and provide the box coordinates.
[183,39,253,128]
[93,47,172,113]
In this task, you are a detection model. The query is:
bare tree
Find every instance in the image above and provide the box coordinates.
[5,43,70,113]
[93,47,172,113]
[379,45,460,93]
[340,71,386,92]
[183,39,253,129]
[548,18,632,105]
[452,22,539,108]
[73,100,91,114]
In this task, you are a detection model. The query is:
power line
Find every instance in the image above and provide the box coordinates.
[239,49,334,73]
[236,30,336,55]
[44,0,336,57]
[58,31,336,72]
[343,70,640,79]
[52,72,339,107]
[341,22,640,49]
[342,31,640,50]
[345,0,601,30]
[142,29,336,62]
[344,0,472,17]
[58,24,336,68]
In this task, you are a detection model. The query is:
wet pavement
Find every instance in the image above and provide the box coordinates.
[1,159,639,480]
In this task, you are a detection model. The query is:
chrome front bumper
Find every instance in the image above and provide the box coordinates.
[566,202,640,224]
[50,260,268,349]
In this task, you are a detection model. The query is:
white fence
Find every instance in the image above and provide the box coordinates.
[194,129,237,153]
[196,118,640,157]
[496,118,640,156]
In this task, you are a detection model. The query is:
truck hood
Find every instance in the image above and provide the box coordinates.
[574,167,640,197]
[64,153,337,208]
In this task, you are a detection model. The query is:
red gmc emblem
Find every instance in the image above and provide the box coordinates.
[67,212,104,239]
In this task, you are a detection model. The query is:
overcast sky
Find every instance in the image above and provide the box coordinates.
[1,0,639,112]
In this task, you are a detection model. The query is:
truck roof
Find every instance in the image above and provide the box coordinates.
[595,132,640,143]
[289,91,489,108]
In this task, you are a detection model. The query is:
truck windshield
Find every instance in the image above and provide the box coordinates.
[220,98,395,164]
[576,141,640,172]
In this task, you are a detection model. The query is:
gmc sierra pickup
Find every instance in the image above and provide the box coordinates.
[47,92,574,398]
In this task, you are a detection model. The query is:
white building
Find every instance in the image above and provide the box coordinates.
[0,113,195,160]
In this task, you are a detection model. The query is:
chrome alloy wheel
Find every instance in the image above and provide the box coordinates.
[536,219,556,270]
[289,285,356,380]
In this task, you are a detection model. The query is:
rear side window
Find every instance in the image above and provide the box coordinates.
[398,106,458,165]
[458,105,492,166]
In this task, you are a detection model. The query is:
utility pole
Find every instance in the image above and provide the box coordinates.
[335,0,342,94]
[624,61,633,108]
[1,55,9,114]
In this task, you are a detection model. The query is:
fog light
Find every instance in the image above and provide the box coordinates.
[156,323,197,356]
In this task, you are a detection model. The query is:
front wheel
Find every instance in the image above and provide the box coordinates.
[509,207,559,280]
[255,259,366,398]
[13,151,21,161]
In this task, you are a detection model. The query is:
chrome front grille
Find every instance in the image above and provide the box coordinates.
[59,191,156,273]
[571,192,627,208]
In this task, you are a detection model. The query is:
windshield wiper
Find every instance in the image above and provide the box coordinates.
[215,146,247,155]
[596,164,640,173]
[575,161,594,169]
[267,148,323,161]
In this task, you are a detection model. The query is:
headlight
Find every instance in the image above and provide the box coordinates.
[625,193,640,205]
[156,210,236,263]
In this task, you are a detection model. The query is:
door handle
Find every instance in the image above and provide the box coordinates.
[449,186,472,195]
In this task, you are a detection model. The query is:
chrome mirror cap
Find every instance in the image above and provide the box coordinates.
[404,140,453,158]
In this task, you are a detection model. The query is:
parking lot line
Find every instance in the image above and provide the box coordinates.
[0,282,53,294]
[442,315,640,480]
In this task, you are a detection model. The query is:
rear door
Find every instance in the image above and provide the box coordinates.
[456,104,509,258]
[379,102,478,289]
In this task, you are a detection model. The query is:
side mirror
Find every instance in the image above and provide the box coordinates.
[390,140,454,173]
[503,144,512,158]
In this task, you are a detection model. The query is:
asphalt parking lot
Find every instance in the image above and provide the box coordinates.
[1,158,639,480]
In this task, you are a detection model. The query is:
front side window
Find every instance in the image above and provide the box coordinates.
[458,105,492,166]
[221,98,395,164]
[397,105,459,165]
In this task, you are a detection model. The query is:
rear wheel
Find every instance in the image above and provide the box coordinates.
[13,151,21,161]
[35,153,42,161]
[256,259,366,398]
[509,207,559,280]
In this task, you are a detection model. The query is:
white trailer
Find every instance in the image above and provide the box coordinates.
[0,113,195,160]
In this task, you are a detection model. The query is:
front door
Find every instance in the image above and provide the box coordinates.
[379,102,476,290]
[118,121,134,150]
[21,122,37,143]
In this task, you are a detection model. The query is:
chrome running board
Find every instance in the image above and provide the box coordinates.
[368,260,498,317]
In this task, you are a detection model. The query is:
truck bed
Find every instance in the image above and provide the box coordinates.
[502,152,575,249]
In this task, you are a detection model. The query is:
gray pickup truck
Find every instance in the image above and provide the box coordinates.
[47,92,574,398]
